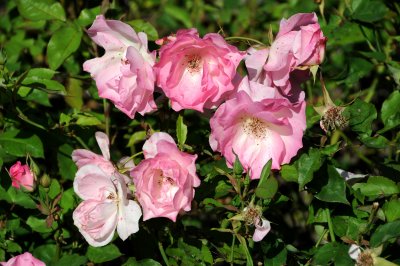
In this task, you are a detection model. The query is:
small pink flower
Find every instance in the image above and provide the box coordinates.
[73,164,142,247]
[131,132,200,221]
[0,252,45,266]
[210,89,306,179]
[9,161,34,191]
[155,29,245,112]
[264,12,327,87]
[83,15,157,118]
[72,131,115,175]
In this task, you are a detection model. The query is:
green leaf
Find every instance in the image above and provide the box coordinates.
[345,99,377,138]
[7,187,37,209]
[0,129,44,158]
[57,144,77,181]
[313,242,353,265]
[258,159,272,184]
[33,244,57,266]
[379,90,400,133]
[176,114,187,148]
[201,245,213,264]
[332,216,368,240]
[77,7,100,27]
[65,78,83,109]
[215,180,233,198]
[383,199,400,222]
[352,176,399,198]
[370,220,400,247]
[256,176,278,200]
[296,148,323,189]
[74,113,102,126]
[315,164,349,204]
[26,216,55,233]
[59,188,77,214]
[352,0,388,23]
[164,5,193,28]
[87,244,122,263]
[48,179,61,199]
[127,20,159,41]
[233,154,244,176]
[236,235,253,266]
[126,131,147,147]
[353,176,400,197]
[123,258,162,266]
[47,23,82,70]
[280,164,298,183]
[360,135,389,149]
[58,254,88,266]
[387,64,400,86]
[16,0,66,21]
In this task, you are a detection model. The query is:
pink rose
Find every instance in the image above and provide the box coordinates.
[73,164,142,247]
[244,47,306,103]
[8,161,34,191]
[0,252,45,266]
[209,89,306,179]
[131,132,200,221]
[155,29,245,112]
[264,12,327,87]
[72,131,115,175]
[83,15,157,118]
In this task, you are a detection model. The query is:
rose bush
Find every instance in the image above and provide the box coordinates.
[1,1,399,265]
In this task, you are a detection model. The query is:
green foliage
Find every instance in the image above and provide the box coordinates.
[1,0,400,265]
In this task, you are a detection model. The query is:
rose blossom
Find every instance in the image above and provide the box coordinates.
[8,161,34,191]
[264,12,327,87]
[131,132,200,221]
[244,47,306,103]
[73,164,142,247]
[210,88,306,179]
[72,131,115,175]
[155,29,245,112]
[83,15,156,118]
[0,252,45,266]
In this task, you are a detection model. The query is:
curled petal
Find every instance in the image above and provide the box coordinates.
[253,218,271,242]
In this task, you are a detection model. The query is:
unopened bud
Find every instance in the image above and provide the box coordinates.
[40,174,51,188]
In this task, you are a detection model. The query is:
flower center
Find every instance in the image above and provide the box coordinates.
[106,192,116,200]
[242,117,270,139]
[157,172,175,187]
[185,54,202,73]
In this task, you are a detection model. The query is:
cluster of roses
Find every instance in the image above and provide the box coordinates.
[73,12,326,247]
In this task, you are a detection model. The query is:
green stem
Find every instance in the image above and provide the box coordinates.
[325,209,336,242]
[230,235,236,266]
[315,228,328,247]
[103,99,110,138]
[158,241,170,266]
[16,107,47,131]
[225,36,267,46]
[73,135,90,150]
